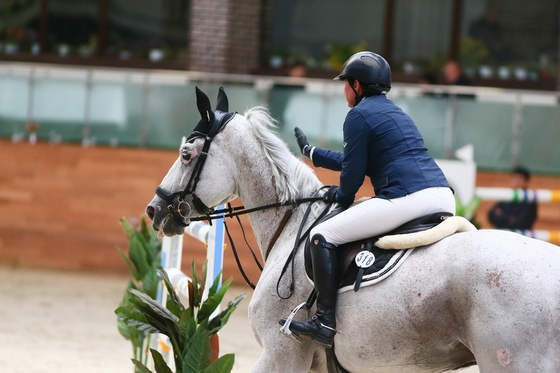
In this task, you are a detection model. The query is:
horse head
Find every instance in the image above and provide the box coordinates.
[146,87,237,237]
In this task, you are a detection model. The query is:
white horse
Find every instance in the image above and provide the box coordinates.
[146,87,560,373]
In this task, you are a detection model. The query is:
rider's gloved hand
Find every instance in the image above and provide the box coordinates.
[294,127,312,158]
[323,185,353,208]
[322,186,339,203]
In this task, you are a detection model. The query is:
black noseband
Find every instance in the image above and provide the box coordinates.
[155,186,192,227]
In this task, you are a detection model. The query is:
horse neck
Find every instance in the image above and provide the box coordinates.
[234,140,322,259]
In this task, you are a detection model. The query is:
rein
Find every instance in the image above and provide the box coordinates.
[189,197,324,223]
[276,199,333,299]
[204,196,324,290]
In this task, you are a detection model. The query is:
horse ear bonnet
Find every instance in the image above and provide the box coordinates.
[189,87,215,140]
[216,86,229,113]
[188,87,234,142]
[195,86,214,123]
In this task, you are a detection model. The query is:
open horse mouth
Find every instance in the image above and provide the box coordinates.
[155,214,188,238]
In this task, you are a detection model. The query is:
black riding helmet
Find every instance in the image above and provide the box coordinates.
[334,51,391,96]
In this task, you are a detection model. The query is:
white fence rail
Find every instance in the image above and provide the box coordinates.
[475,187,560,244]
[475,187,560,203]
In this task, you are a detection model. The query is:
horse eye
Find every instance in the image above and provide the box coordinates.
[181,151,191,162]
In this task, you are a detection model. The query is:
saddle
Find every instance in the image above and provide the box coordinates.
[304,211,456,292]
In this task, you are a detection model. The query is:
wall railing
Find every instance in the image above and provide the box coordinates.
[2,61,560,175]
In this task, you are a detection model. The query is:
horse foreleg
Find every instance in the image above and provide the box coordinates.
[249,303,324,372]
[247,289,326,372]
[250,342,322,373]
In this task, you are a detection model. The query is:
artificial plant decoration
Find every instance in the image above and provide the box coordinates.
[117,215,163,370]
[115,261,246,373]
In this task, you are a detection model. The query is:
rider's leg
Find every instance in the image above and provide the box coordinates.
[280,233,339,347]
[316,187,456,244]
[280,187,454,347]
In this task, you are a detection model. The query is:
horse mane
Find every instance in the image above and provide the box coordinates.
[243,106,321,203]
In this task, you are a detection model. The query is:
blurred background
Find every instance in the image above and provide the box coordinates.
[1,0,560,287]
[1,1,559,372]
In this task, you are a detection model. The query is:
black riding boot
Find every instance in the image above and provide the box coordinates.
[280,234,339,347]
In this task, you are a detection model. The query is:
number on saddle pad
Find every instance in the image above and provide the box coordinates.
[355,250,375,268]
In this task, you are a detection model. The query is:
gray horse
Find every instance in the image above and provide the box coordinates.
[147,87,560,373]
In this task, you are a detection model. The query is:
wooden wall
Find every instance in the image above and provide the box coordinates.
[1,139,558,285]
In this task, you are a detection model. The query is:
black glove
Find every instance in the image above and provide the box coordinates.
[323,185,353,208]
[322,186,339,204]
[294,127,312,157]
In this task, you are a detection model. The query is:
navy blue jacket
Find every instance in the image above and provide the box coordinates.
[312,94,451,205]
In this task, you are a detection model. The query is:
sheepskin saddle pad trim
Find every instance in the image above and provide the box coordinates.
[304,213,476,293]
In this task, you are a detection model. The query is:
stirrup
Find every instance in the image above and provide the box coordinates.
[279,301,309,343]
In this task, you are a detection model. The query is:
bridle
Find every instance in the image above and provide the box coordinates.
[155,109,235,226]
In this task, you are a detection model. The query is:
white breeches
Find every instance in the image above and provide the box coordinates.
[311,187,456,246]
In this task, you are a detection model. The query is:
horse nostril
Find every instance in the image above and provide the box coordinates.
[146,205,155,220]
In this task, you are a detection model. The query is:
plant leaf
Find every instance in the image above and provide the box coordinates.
[207,294,246,335]
[118,248,142,281]
[190,261,202,308]
[199,260,208,296]
[132,358,154,373]
[120,217,137,240]
[181,327,212,373]
[115,305,160,334]
[158,269,185,317]
[142,261,162,297]
[206,268,221,299]
[178,308,197,354]
[129,289,180,323]
[150,349,174,373]
[197,277,232,323]
[140,215,151,241]
[126,292,176,335]
[116,318,132,339]
[188,280,195,310]
[130,234,151,277]
[202,354,235,373]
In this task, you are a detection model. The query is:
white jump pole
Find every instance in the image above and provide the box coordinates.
[475,187,560,244]
[475,187,560,203]
[152,233,184,367]
[511,229,560,244]
[204,205,226,296]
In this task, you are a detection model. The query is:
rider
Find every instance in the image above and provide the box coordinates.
[280,51,455,348]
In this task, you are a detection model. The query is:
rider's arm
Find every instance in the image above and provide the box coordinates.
[337,111,369,204]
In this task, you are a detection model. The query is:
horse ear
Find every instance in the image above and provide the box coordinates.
[216,86,229,112]
[195,86,214,123]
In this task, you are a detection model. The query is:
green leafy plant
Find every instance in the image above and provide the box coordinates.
[115,262,246,373]
[117,215,163,370]
[455,195,482,229]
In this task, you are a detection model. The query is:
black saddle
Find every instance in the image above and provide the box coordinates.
[304,211,453,290]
